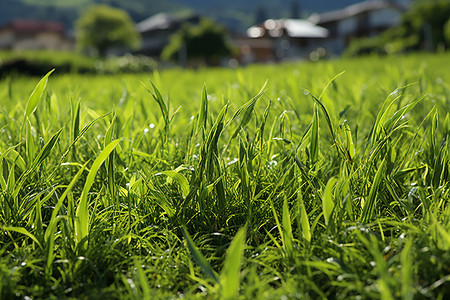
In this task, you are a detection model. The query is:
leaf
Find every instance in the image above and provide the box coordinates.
[25,117,35,167]
[25,69,54,118]
[13,128,63,198]
[182,226,219,283]
[158,169,190,199]
[75,139,122,247]
[45,161,88,270]
[72,99,81,143]
[145,81,169,126]
[61,112,112,162]
[361,159,386,223]
[30,127,63,170]
[282,195,294,257]
[197,84,208,133]
[297,191,311,242]
[323,177,337,226]
[310,106,319,163]
[343,120,355,161]
[2,226,43,251]
[230,81,267,139]
[220,227,247,300]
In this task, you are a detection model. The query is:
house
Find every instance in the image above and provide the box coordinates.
[0,19,73,51]
[241,18,329,63]
[136,13,200,58]
[308,0,409,56]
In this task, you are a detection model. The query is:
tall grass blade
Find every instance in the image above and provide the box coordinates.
[13,128,63,198]
[105,112,116,196]
[310,106,319,163]
[75,139,121,248]
[230,81,267,139]
[25,69,54,118]
[400,237,414,300]
[323,177,337,227]
[72,99,81,143]
[282,195,294,257]
[45,161,88,272]
[1,226,43,251]
[158,169,190,199]
[297,191,311,242]
[361,159,386,223]
[182,226,219,283]
[144,81,169,126]
[25,117,35,167]
[220,227,247,300]
[343,120,355,162]
[197,84,208,133]
[60,112,111,162]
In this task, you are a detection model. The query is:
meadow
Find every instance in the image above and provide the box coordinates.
[0,53,449,299]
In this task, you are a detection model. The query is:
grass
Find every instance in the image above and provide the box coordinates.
[0,53,450,299]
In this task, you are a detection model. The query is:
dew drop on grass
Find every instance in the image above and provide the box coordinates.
[149,123,155,129]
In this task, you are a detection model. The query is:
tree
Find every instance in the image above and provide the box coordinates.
[345,0,450,56]
[76,5,140,57]
[161,18,235,66]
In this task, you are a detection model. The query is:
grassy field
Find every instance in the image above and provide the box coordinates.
[0,53,449,299]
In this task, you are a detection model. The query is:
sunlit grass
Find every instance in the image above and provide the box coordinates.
[1,53,449,299]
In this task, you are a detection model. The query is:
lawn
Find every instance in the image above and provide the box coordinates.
[0,53,449,299]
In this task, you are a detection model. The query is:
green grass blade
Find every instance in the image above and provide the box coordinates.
[197,84,208,133]
[323,177,337,227]
[13,128,63,198]
[144,81,169,126]
[182,226,219,283]
[25,69,54,118]
[75,139,121,248]
[297,191,311,243]
[45,161,88,271]
[343,120,356,162]
[30,127,63,170]
[230,81,267,139]
[282,195,294,257]
[2,226,43,251]
[60,112,111,162]
[104,112,116,196]
[361,159,386,223]
[25,117,35,167]
[159,169,190,199]
[400,237,414,300]
[309,93,335,141]
[71,99,81,143]
[310,106,319,163]
[220,226,247,300]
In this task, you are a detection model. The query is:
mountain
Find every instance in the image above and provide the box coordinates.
[0,0,366,32]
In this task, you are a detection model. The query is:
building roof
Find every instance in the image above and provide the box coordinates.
[308,0,408,24]
[0,19,64,34]
[247,18,328,39]
[136,13,200,33]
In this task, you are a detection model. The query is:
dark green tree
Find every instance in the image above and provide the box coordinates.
[75,5,140,57]
[161,18,235,66]
[345,0,450,56]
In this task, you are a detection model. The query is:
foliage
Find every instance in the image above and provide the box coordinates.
[0,51,156,76]
[345,0,450,56]
[75,4,141,57]
[445,18,450,44]
[0,53,450,299]
[161,18,235,66]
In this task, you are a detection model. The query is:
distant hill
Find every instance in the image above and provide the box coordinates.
[0,0,365,32]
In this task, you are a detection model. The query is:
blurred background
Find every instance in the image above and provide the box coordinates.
[0,0,448,75]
